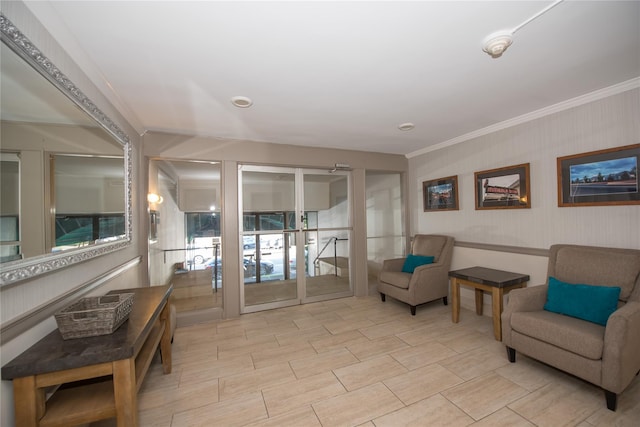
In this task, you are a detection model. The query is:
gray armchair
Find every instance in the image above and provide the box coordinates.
[502,244,640,411]
[378,234,454,315]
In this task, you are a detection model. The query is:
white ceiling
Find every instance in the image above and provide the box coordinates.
[24,1,640,157]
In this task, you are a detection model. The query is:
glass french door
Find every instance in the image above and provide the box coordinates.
[302,170,352,301]
[239,166,352,313]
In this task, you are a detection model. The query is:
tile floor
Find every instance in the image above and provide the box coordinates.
[171,269,350,312]
[97,293,639,426]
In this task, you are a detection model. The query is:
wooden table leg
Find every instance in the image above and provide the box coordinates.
[491,289,504,341]
[475,289,484,315]
[160,302,172,374]
[113,358,137,427]
[13,375,42,427]
[451,278,460,323]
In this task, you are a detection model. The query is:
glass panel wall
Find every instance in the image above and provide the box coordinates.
[365,171,405,284]
[148,159,222,316]
[241,169,298,308]
[303,172,351,299]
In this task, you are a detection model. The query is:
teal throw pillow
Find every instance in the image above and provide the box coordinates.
[401,254,435,274]
[543,276,621,326]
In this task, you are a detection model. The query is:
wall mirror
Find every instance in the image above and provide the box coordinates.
[0,14,132,286]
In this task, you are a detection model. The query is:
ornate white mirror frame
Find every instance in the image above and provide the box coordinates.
[0,13,132,286]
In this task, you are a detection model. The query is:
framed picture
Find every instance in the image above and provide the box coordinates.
[557,144,640,207]
[475,163,531,210]
[423,175,459,211]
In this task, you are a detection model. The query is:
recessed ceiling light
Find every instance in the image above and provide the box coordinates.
[398,122,415,131]
[231,96,253,108]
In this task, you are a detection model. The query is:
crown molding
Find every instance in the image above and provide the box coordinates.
[406,77,640,159]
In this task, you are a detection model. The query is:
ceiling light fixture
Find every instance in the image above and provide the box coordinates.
[231,96,253,108]
[482,31,514,58]
[482,0,564,58]
[398,122,415,131]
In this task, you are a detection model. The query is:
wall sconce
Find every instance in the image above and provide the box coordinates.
[147,193,163,204]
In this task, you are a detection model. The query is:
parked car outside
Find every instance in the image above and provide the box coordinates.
[205,257,274,278]
[187,237,220,266]
[288,246,308,271]
[242,235,256,250]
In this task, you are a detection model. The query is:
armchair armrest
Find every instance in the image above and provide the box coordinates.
[504,284,547,313]
[501,284,547,346]
[381,257,406,273]
[407,261,449,300]
[602,301,640,393]
[411,261,446,281]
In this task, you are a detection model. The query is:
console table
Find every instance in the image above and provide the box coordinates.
[1,285,173,427]
[449,267,529,341]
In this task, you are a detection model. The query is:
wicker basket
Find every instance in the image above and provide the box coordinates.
[55,293,135,340]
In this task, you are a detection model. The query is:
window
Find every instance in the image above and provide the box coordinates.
[0,215,20,262]
[1,153,21,261]
[55,214,125,249]
[186,212,221,239]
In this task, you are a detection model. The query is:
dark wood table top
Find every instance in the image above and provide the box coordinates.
[448,266,530,288]
[1,285,172,380]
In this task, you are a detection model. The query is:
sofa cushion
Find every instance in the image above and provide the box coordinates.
[401,254,434,273]
[510,310,605,360]
[379,271,411,289]
[552,245,640,301]
[544,277,621,326]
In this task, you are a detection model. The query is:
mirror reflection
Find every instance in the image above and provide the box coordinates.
[148,159,223,313]
[53,154,125,252]
[0,34,127,271]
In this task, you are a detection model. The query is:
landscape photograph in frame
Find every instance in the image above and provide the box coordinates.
[475,163,531,210]
[423,175,459,211]
[558,144,639,207]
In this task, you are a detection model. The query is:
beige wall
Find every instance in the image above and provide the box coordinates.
[143,131,408,171]
[366,171,405,274]
[410,88,640,312]
[410,89,639,250]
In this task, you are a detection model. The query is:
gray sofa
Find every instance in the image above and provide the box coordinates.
[502,244,640,411]
[378,234,454,315]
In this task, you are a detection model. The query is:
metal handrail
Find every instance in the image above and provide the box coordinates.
[313,237,337,265]
[166,244,221,292]
[313,237,348,277]
[161,245,219,264]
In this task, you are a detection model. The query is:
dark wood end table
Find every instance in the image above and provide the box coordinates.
[449,266,529,341]
[1,285,173,427]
